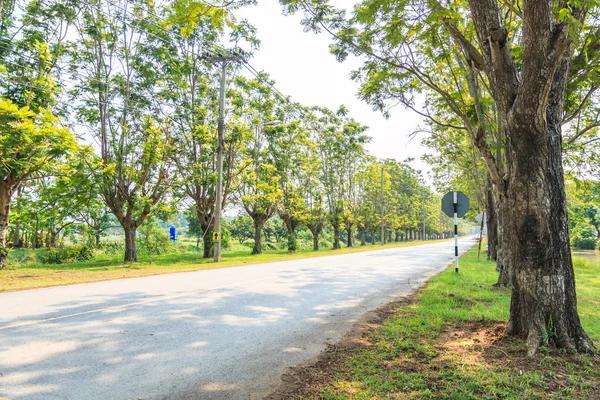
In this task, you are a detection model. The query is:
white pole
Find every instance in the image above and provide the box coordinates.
[454,191,458,272]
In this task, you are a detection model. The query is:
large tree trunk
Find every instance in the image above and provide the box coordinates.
[370,229,376,245]
[360,228,366,246]
[504,59,594,355]
[124,226,137,262]
[252,219,265,255]
[332,223,341,249]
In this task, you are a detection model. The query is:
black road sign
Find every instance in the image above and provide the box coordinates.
[441,191,470,218]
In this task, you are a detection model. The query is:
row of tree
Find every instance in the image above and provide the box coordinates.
[0,0,455,270]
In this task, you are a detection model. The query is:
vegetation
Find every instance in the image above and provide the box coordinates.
[2,0,458,279]
[1,236,451,292]
[290,248,600,399]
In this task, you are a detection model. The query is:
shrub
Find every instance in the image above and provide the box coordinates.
[138,222,171,256]
[97,241,124,254]
[572,236,598,250]
[42,245,94,264]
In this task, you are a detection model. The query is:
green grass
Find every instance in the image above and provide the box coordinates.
[302,249,600,400]
[1,238,450,292]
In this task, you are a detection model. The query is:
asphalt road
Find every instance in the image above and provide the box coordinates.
[0,239,474,400]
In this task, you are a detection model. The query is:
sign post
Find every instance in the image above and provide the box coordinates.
[441,191,470,272]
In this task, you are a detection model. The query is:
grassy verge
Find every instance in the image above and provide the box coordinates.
[295,248,600,399]
[0,239,449,292]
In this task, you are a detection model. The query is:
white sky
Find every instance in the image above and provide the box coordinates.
[234,0,432,179]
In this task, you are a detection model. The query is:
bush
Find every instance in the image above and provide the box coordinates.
[42,245,94,264]
[138,222,171,256]
[572,236,598,250]
[97,241,124,254]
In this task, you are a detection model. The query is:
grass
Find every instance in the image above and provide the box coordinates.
[1,238,450,292]
[296,248,600,399]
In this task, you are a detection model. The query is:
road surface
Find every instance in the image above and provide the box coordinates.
[0,239,474,400]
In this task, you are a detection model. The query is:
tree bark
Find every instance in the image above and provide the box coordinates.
[332,223,341,249]
[360,229,366,246]
[12,222,20,248]
[308,223,322,251]
[504,57,594,355]
[486,177,498,262]
[252,219,265,255]
[124,226,137,262]
[346,222,353,247]
[0,189,9,270]
[281,215,297,252]
[202,226,214,259]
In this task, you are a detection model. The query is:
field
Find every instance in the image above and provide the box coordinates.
[286,249,600,399]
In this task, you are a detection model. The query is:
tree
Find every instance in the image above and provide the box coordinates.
[229,214,254,244]
[0,99,76,268]
[164,4,256,258]
[72,0,174,261]
[237,76,284,254]
[282,0,597,354]
[0,0,77,268]
[309,107,369,249]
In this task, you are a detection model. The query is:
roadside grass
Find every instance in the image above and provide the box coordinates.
[298,248,600,400]
[1,239,449,292]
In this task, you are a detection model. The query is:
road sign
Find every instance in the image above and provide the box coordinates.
[212,231,221,242]
[475,212,486,225]
[441,191,470,273]
[441,191,470,218]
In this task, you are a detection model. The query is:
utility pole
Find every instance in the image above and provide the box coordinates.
[422,193,426,241]
[381,166,385,245]
[204,49,245,262]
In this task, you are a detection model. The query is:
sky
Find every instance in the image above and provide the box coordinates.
[234,0,433,179]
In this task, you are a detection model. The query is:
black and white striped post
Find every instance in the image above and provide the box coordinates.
[441,191,470,273]
[453,191,459,272]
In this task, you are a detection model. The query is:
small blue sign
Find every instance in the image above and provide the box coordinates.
[169,226,176,242]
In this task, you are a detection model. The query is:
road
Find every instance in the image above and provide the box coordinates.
[0,239,474,400]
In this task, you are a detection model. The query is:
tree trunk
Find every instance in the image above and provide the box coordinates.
[394,231,399,242]
[50,227,58,248]
[252,219,264,255]
[360,229,366,246]
[370,229,376,245]
[346,222,353,247]
[308,224,321,251]
[387,230,392,243]
[95,230,101,248]
[0,188,9,270]
[282,216,297,252]
[504,59,594,355]
[486,177,498,262]
[332,223,341,249]
[12,222,20,248]
[202,226,214,259]
[124,226,137,262]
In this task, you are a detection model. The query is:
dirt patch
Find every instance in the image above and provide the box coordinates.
[265,305,600,399]
[264,296,414,400]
